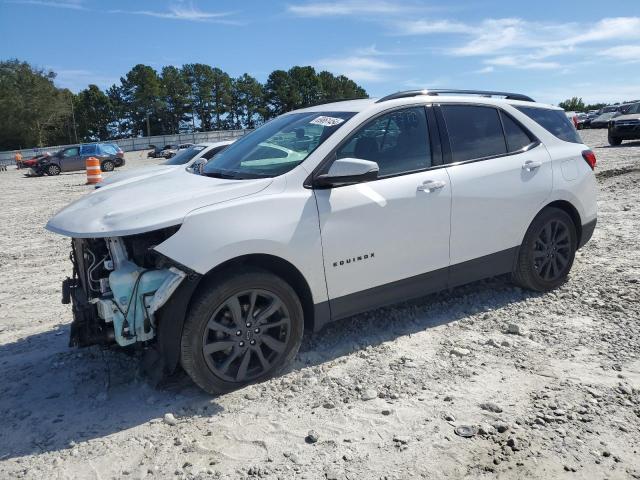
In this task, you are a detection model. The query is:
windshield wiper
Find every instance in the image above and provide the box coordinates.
[203,170,239,179]
[204,169,274,180]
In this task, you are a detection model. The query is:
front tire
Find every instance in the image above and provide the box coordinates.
[608,134,622,146]
[181,269,304,395]
[513,208,577,292]
[101,160,115,172]
[46,164,61,176]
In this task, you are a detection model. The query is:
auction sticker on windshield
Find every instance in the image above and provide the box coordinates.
[310,116,345,127]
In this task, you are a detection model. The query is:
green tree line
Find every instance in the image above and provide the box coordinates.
[557,96,636,113]
[0,59,368,150]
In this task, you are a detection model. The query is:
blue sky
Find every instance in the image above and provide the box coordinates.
[1,0,639,104]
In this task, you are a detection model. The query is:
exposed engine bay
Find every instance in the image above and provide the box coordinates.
[63,226,187,349]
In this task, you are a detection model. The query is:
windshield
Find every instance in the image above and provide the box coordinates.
[202,111,356,179]
[163,145,206,165]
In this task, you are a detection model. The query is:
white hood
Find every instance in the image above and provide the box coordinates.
[46,169,272,238]
[97,164,178,188]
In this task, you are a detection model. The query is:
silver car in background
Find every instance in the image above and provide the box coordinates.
[96,141,233,189]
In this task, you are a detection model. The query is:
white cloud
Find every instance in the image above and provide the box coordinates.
[109,2,238,24]
[474,66,494,74]
[453,17,640,57]
[393,15,640,61]
[393,19,470,35]
[598,45,640,62]
[315,55,395,82]
[567,17,640,45]
[288,1,409,17]
[449,18,530,56]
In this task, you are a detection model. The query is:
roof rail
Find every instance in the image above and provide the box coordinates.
[376,89,535,103]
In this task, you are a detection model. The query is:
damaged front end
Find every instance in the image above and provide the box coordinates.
[63,226,191,351]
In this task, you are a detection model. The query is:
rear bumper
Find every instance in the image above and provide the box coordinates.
[578,218,597,249]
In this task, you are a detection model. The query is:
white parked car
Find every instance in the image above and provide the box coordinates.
[96,141,234,189]
[47,89,597,394]
[161,143,195,159]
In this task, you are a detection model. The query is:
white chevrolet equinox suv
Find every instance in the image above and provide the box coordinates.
[47,89,597,394]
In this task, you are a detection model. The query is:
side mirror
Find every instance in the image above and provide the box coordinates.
[190,158,206,175]
[314,158,379,188]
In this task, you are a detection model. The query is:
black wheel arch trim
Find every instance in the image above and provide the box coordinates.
[578,218,596,249]
[151,253,323,374]
[153,273,202,375]
[535,200,592,250]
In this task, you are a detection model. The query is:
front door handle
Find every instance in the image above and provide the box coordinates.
[417,179,446,192]
[522,160,542,171]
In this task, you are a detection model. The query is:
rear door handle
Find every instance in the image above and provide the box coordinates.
[417,179,446,192]
[522,160,542,171]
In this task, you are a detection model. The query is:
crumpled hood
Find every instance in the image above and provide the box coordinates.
[46,169,272,238]
[97,164,177,188]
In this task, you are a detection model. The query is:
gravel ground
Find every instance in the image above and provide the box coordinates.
[0,131,639,480]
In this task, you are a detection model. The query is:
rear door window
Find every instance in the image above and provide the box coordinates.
[515,106,582,144]
[500,112,534,152]
[441,105,507,162]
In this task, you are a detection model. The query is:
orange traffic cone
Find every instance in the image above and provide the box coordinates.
[86,156,102,184]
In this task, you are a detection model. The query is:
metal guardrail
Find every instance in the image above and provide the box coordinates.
[0,129,251,166]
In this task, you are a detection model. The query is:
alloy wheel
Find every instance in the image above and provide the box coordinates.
[532,219,571,282]
[201,289,291,383]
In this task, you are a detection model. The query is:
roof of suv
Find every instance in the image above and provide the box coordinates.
[295,91,558,114]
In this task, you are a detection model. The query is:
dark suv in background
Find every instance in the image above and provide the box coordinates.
[608,102,640,146]
[33,143,125,176]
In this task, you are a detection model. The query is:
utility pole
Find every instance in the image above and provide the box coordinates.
[146,112,151,137]
[70,94,78,143]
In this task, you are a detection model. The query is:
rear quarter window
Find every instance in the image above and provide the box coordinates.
[80,144,97,155]
[500,112,535,152]
[516,106,582,144]
[99,144,117,155]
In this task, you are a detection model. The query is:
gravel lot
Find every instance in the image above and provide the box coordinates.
[0,131,639,480]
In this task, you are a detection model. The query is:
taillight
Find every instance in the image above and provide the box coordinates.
[582,150,596,170]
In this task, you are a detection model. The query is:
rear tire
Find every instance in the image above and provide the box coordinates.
[101,160,115,172]
[608,135,622,146]
[46,164,61,176]
[181,268,304,395]
[513,208,577,292]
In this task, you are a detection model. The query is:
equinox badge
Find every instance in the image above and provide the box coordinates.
[333,253,375,267]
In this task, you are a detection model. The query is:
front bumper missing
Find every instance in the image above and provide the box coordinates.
[96,266,186,347]
[64,276,114,347]
[64,239,187,349]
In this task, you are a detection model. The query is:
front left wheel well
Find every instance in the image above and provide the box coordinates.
[198,254,316,334]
